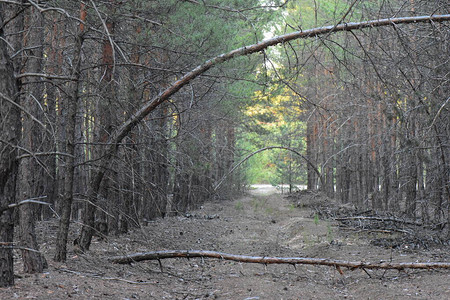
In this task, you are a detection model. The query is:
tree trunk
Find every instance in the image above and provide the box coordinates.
[306,119,318,190]
[53,29,84,261]
[79,2,117,250]
[0,7,22,287]
[17,4,46,273]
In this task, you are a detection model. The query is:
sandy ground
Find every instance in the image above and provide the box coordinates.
[1,187,449,299]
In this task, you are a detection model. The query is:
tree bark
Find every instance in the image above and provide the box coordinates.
[17,3,46,273]
[0,6,22,287]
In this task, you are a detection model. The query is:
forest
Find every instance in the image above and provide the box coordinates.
[0,0,449,294]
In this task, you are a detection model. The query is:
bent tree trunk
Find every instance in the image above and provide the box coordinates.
[78,14,450,251]
[0,9,22,287]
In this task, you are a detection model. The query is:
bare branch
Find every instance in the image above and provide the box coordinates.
[0,197,49,214]
[0,138,52,177]
[0,0,29,5]
[0,92,51,135]
[16,73,77,81]
[16,151,75,160]
[26,0,71,17]
[430,97,449,129]
[0,244,43,254]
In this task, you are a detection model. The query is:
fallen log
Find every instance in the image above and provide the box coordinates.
[109,250,450,270]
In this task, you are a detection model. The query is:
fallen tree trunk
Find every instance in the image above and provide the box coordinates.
[109,250,450,270]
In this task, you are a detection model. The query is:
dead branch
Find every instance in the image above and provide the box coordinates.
[0,197,49,214]
[335,216,423,226]
[109,250,450,270]
[0,244,43,254]
[15,73,77,81]
[56,268,156,284]
[338,227,413,235]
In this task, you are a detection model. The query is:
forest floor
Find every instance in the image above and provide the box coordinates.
[1,186,449,299]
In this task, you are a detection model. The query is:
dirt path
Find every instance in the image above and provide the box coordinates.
[1,189,449,299]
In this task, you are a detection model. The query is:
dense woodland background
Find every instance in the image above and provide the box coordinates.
[0,0,448,287]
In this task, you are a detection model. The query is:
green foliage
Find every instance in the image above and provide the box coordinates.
[313,213,320,226]
[237,82,308,186]
[235,1,372,189]
[250,197,269,213]
[326,223,334,243]
[245,149,277,184]
[288,203,296,211]
[234,200,244,211]
[284,0,362,29]
[160,0,280,54]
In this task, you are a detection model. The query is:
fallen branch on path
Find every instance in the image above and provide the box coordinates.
[109,250,450,271]
[335,216,423,227]
[56,267,156,284]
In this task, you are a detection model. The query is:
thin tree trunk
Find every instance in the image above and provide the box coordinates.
[53,23,84,261]
[306,119,318,190]
[78,2,117,250]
